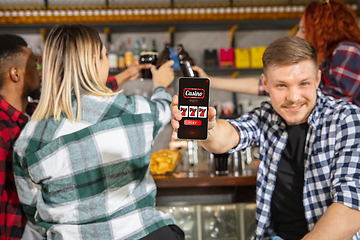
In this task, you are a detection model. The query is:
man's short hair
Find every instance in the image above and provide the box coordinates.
[262,36,318,74]
[0,34,28,89]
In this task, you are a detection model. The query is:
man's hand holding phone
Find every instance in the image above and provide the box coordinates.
[171,95,217,141]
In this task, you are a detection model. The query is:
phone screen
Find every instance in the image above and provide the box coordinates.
[178,77,210,140]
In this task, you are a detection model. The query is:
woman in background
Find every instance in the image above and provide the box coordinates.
[13,24,183,240]
[195,0,360,106]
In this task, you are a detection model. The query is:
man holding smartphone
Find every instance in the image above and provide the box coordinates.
[171,36,360,240]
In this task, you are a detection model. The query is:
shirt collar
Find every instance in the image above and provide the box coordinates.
[0,96,29,123]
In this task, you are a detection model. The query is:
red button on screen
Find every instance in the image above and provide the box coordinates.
[184,120,202,126]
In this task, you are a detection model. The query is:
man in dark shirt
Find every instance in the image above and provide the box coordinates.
[171,36,360,240]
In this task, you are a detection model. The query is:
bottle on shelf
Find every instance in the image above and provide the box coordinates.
[124,37,133,68]
[133,39,141,61]
[108,43,119,71]
[177,44,198,77]
[156,43,171,68]
[141,37,147,52]
[151,39,158,54]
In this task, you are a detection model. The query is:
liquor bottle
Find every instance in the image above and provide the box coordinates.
[133,39,141,61]
[151,39,158,54]
[141,37,147,52]
[177,44,198,77]
[156,43,171,68]
[124,37,133,67]
[108,43,119,71]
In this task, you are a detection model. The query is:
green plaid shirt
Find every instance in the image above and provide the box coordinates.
[13,87,174,240]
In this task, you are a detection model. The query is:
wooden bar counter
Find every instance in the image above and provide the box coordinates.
[153,171,257,206]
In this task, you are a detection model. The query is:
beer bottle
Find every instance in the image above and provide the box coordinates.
[156,43,171,68]
[177,44,198,77]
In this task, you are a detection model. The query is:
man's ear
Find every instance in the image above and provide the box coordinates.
[9,67,20,83]
[261,73,269,93]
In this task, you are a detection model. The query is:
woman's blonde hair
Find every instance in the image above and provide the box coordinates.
[32,24,120,122]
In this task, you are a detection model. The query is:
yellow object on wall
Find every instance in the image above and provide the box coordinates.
[250,46,267,68]
[234,48,250,69]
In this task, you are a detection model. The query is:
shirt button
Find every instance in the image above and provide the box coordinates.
[282,132,286,137]
[265,206,269,210]
[267,182,272,186]
[256,231,259,235]
[272,158,276,162]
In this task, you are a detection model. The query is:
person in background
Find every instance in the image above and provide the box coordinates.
[0,33,149,240]
[193,0,360,106]
[107,60,152,92]
[13,24,182,240]
[0,34,42,240]
[172,36,360,240]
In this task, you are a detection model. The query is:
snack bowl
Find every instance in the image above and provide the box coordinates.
[150,149,182,175]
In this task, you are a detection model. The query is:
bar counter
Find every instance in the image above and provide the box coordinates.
[153,171,257,206]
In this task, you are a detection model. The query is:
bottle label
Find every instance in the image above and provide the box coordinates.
[232,7,238,14]
[245,7,251,13]
[32,10,39,17]
[87,9,93,16]
[120,9,126,16]
[258,6,265,13]
[291,6,298,12]
[54,10,60,16]
[173,8,179,14]
[100,9,106,16]
[46,10,52,17]
[74,10,80,16]
[226,7,231,14]
[153,9,159,15]
[0,11,3,17]
[80,10,86,16]
[5,11,10,17]
[19,10,25,17]
[67,10,73,16]
[186,8,192,14]
[61,10,66,16]
[272,6,278,13]
[239,7,245,14]
[114,9,120,15]
[146,9,152,15]
[199,8,205,14]
[298,6,305,12]
[166,8,172,15]
[94,10,100,16]
[12,10,18,17]
[278,6,285,12]
[193,8,199,14]
[265,6,271,13]
[160,9,166,15]
[133,9,139,15]
[107,9,113,16]
[219,8,225,14]
[127,9,133,15]
[179,9,185,15]
[206,8,212,14]
[140,9,146,15]
[285,6,291,13]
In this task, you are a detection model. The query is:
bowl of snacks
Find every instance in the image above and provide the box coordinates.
[150,149,182,175]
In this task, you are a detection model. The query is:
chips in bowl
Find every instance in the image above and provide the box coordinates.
[150,149,182,175]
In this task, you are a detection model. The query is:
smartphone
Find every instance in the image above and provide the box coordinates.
[178,77,210,140]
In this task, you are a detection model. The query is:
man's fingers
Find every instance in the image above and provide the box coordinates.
[160,60,174,68]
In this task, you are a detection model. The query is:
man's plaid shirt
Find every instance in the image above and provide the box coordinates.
[0,97,32,240]
[228,89,360,240]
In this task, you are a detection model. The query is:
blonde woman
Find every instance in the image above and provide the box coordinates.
[13,24,183,240]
